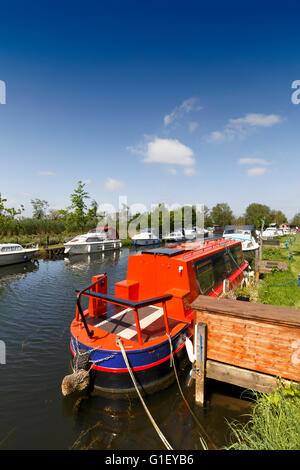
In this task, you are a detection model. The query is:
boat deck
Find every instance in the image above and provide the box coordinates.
[85,304,186,345]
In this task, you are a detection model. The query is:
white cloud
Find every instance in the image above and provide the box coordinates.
[164,97,202,126]
[37,171,56,176]
[105,177,125,191]
[142,137,195,166]
[247,167,267,176]
[207,113,282,143]
[230,113,282,128]
[238,157,271,166]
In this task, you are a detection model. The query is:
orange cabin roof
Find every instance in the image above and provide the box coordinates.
[114,238,246,320]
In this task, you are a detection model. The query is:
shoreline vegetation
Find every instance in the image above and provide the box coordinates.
[1,180,300,248]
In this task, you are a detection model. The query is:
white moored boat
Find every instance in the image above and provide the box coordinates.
[262,226,280,238]
[163,230,185,242]
[64,226,122,255]
[0,244,39,267]
[223,226,259,254]
[184,227,197,240]
[131,229,161,246]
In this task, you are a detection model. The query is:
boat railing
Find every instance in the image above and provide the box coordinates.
[75,277,173,344]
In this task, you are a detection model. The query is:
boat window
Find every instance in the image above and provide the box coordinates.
[229,245,243,268]
[1,246,22,252]
[212,254,227,286]
[195,260,214,294]
[224,253,232,275]
[86,237,103,242]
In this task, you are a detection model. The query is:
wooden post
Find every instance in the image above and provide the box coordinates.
[195,321,207,406]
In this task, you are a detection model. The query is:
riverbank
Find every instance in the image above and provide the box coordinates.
[258,234,300,308]
[224,381,300,450]
[224,234,300,450]
[229,234,300,308]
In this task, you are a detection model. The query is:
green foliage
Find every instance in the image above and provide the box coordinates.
[0,192,24,233]
[258,234,300,308]
[269,209,288,225]
[66,181,94,232]
[244,202,271,228]
[31,198,49,219]
[225,382,300,450]
[210,202,234,227]
[235,285,250,298]
[290,212,300,227]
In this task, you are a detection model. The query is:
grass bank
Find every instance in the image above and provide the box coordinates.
[258,234,300,308]
[224,382,300,450]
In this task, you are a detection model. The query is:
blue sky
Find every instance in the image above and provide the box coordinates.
[1,1,300,219]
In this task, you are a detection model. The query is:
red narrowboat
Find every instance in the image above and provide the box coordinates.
[70,239,248,395]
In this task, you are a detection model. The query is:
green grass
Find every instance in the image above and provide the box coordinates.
[258,234,300,308]
[224,382,300,450]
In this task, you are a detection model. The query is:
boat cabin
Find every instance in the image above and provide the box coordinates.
[73,239,247,345]
[114,239,246,322]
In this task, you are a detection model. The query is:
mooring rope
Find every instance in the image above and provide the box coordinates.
[116,337,174,451]
[258,278,298,288]
[166,334,216,450]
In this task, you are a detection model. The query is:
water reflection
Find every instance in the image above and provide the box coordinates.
[62,369,253,450]
[0,260,39,288]
[62,370,208,450]
[64,250,121,269]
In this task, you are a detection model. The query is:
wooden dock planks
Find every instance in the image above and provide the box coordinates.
[192,296,300,385]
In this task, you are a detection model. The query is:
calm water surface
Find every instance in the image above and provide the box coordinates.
[0,247,252,450]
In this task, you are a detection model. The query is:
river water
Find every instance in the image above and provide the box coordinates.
[0,247,252,450]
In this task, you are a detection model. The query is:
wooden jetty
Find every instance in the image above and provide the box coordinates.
[40,245,65,258]
[191,295,300,405]
[262,238,280,247]
[255,260,288,281]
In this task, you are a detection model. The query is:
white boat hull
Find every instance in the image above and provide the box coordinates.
[241,241,260,252]
[0,248,39,267]
[64,240,122,255]
[164,237,185,242]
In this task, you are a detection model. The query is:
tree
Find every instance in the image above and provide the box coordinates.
[290,213,300,227]
[269,210,288,225]
[0,193,24,219]
[0,193,24,234]
[244,203,271,228]
[31,198,49,219]
[87,199,98,220]
[210,203,234,227]
[203,205,213,227]
[66,181,90,231]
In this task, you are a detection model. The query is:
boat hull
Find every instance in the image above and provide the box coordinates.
[132,239,161,246]
[70,325,189,396]
[0,249,39,267]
